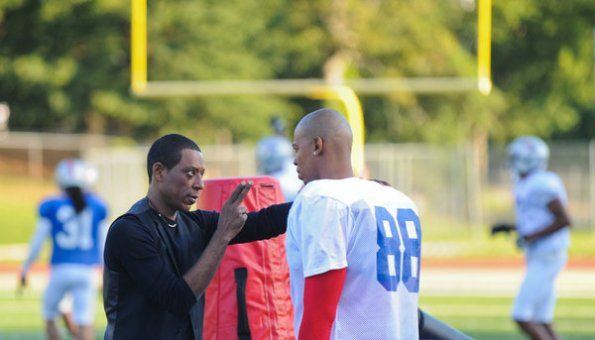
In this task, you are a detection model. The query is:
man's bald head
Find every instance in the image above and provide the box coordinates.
[295,108,353,152]
[292,108,354,183]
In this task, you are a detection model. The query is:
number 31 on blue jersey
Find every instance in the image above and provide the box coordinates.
[375,207,421,293]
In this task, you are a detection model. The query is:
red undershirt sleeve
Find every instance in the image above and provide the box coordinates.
[299,268,347,340]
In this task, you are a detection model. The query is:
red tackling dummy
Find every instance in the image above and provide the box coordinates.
[197,177,294,340]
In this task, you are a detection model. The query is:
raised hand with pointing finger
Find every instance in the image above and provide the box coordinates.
[215,182,253,242]
[182,181,255,296]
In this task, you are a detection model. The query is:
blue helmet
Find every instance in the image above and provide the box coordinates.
[508,136,549,176]
[256,136,293,175]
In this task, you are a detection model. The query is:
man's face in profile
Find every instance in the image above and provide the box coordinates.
[292,127,318,184]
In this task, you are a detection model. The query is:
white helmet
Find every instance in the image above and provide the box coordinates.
[256,136,293,175]
[508,136,549,176]
[55,158,98,190]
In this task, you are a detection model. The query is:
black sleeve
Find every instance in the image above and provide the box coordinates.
[230,202,292,244]
[188,210,220,245]
[104,216,197,317]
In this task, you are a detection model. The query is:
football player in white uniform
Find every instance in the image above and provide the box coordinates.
[287,108,421,339]
[491,136,571,340]
[21,159,108,340]
[256,117,303,201]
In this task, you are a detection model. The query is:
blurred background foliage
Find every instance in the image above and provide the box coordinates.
[0,0,594,143]
[2,4,595,337]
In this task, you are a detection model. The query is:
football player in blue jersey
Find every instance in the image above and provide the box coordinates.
[491,136,572,340]
[20,158,108,340]
[256,117,303,201]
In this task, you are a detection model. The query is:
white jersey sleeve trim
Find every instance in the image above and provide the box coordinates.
[304,262,348,277]
[22,218,51,273]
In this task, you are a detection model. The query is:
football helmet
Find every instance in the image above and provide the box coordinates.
[55,158,98,190]
[256,136,293,175]
[507,136,549,176]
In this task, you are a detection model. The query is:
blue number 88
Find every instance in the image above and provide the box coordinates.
[375,207,421,293]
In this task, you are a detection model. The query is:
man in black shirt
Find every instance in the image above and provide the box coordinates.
[103,134,290,339]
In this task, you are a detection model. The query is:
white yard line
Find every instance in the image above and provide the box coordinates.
[0,243,29,261]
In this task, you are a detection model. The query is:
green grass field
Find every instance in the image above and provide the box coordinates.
[0,291,106,339]
[1,291,594,339]
[420,296,595,340]
[0,175,55,245]
[3,174,595,339]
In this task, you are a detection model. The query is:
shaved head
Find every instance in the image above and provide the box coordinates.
[295,108,353,152]
[292,108,354,183]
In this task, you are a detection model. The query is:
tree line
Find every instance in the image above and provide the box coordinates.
[1,0,593,143]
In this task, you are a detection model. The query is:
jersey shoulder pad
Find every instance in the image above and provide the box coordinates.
[38,195,64,217]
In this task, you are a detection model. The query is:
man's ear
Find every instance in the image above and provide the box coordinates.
[152,162,166,182]
[313,136,324,156]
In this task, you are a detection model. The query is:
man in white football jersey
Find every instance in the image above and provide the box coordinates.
[256,117,303,201]
[287,108,421,339]
[491,136,571,340]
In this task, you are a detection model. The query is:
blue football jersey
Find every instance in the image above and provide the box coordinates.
[39,193,108,265]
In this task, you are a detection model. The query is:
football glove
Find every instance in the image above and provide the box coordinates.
[490,223,515,236]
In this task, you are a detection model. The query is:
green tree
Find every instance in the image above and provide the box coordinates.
[491,0,595,140]
[2,0,593,142]
[0,0,298,141]
[1,0,134,133]
[277,0,505,143]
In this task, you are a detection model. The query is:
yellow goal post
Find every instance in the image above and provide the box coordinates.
[130,0,492,176]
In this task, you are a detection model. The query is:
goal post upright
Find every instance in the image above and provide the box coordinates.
[478,0,493,95]
[131,0,147,94]
[130,0,492,97]
[311,86,366,176]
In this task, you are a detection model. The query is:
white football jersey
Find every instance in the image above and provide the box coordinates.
[286,177,421,340]
[515,170,570,252]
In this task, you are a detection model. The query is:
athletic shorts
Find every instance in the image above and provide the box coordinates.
[511,247,567,323]
[43,264,98,325]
